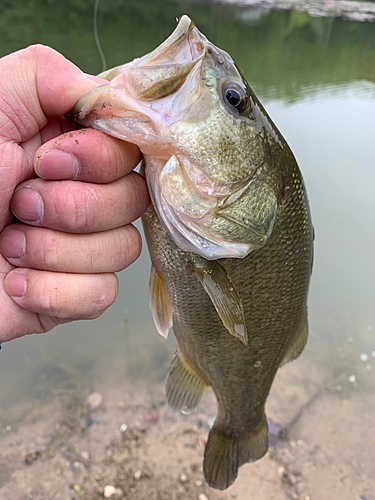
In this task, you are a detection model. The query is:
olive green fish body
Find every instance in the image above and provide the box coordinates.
[142,137,312,488]
[69,15,313,490]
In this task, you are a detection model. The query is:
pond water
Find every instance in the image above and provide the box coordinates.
[0,1,374,499]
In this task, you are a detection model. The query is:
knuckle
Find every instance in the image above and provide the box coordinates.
[57,184,99,232]
[35,231,59,270]
[86,274,118,318]
[129,173,150,214]
[119,225,142,267]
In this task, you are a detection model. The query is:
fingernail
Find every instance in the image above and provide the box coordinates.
[4,272,27,298]
[35,149,79,180]
[11,187,44,223]
[0,228,26,260]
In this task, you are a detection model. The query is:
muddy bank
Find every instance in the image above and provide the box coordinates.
[1,350,374,500]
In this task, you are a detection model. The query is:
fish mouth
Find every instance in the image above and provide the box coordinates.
[121,15,205,102]
[68,16,207,155]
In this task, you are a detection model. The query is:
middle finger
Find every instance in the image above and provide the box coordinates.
[11,173,150,233]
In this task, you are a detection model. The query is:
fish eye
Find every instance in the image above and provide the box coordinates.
[222,83,247,113]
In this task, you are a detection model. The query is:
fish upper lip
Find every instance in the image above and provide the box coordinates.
[139,15,205,71]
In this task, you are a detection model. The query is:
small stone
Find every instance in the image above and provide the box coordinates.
[336,385,342,391]
[144,408,159,425]
[348,374,356,383]
[199,495,209,500]
[115,488,124,498]
[289,473,297,485]
[5,425,11,432]
[195,480,202,486]
[85,392,103,411]
[81,451,89,460]
[120,424,128,433]
[134,469,142,480]
[104,485,117,498]
[278,466,285,476]
[180,473,188,483]
[360,353,369,362]
[25,449,42,465]
[73,461,81,468]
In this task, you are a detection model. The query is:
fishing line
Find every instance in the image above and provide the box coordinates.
[93,0,107,72]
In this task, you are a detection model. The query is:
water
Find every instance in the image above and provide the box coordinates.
[0,1,374,499]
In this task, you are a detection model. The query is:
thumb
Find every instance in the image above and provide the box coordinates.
[0,44,106,143]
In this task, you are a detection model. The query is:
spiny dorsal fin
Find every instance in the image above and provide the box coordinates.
[204,416,268,490]
[165,350,208,414]
[281,318,308,366]
[149,264,173,339]
[194,261,247,345]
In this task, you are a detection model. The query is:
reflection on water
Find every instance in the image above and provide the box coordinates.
[0,1,374,498]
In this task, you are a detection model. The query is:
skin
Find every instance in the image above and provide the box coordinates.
[0,45,150,343]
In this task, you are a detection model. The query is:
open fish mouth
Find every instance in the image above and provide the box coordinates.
[69,16,206,133]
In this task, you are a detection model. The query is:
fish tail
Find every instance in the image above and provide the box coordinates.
[203,417,268,490]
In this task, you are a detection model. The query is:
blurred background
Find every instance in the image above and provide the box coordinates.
[0,1,374,499]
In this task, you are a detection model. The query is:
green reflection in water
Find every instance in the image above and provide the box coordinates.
[0,0,374,102]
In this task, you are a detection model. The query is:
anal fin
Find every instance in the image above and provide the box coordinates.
[194,260,247,345]
[149,264,173,339]
[165,350,208,414]
[204,416,268,490]
[282,318,309,366]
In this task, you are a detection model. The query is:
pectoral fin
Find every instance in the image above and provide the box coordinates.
[281,318,308,366]
[194,261,247,345]
[149,265,173,339]
[165,350,208,414]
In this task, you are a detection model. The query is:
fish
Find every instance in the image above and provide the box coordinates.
[68,15,314,490]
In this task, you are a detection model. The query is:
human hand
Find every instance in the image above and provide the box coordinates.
[0,45,150,343]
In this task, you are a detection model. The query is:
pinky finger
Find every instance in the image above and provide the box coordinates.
[4,269,118,322]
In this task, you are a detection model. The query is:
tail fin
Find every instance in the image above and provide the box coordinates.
[203,417,268,490]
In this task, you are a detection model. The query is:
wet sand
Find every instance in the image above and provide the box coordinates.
[1,344,373,500]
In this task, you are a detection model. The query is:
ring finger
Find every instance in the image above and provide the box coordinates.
[10,172,149,233]
[0,223,142,273]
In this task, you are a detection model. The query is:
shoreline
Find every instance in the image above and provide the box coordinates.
[178,0,375,22]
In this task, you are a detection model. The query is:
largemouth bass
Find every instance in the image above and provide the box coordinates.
[69,16,313,490]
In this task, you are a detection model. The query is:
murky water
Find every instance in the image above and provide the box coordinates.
[0,1,374,498]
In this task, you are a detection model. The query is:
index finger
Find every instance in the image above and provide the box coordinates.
[34,128,142,183]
